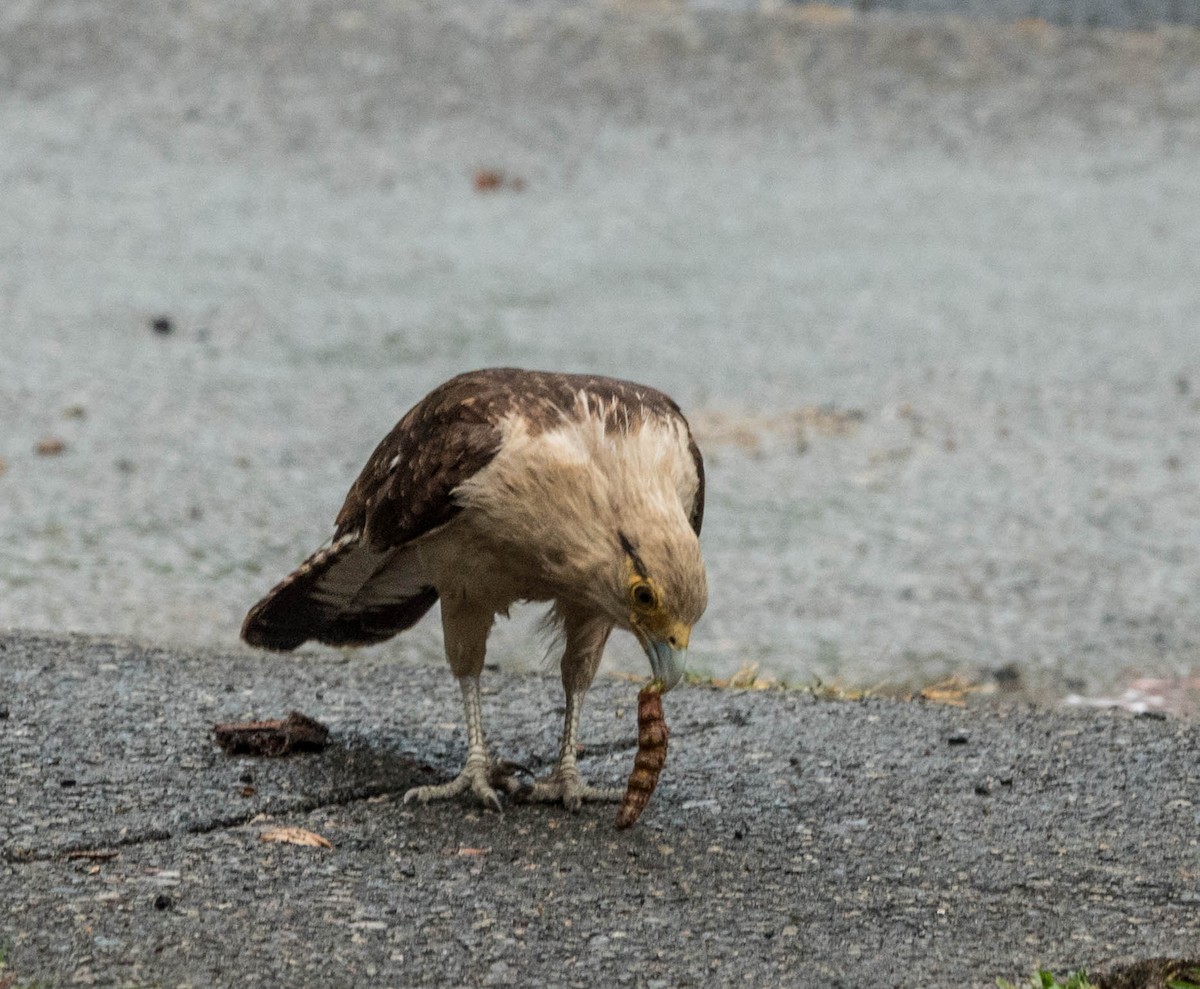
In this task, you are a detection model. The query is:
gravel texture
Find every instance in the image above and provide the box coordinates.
[2,631,1199,987]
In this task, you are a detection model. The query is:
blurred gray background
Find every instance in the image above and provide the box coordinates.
[790,0,1199,29]
[2,0,1199,706]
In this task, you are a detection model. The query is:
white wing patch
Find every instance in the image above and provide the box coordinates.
[306,537,431,616]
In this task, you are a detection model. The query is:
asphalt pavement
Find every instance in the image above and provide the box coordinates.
[3,4,1200,984]
[2,631,1197,987]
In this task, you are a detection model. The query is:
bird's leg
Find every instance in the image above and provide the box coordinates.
[404,596,521,811]
[402,676,522,812]
[519,687,623,811]
[518,609,621,811]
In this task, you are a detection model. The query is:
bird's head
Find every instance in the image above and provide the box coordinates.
[615,528,707,692]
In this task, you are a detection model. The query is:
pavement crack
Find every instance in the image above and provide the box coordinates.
[2,779,414,864]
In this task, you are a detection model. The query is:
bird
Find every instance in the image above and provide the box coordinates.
[241,367,707,812]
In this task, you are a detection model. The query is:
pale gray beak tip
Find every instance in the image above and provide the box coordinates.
[646,639,686,692]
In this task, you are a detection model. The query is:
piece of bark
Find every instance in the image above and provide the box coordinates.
[212,711,329,757]
[615,681,668,830]
[65,849,120,861]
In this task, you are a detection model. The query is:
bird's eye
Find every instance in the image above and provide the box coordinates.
[631,582,658,610]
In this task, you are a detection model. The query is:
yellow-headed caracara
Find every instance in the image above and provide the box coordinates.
[242,368,707,812]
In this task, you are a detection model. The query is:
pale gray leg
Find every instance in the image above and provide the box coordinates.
[403,675,521,812]
[519,687,623,811]
[519,609,621,811]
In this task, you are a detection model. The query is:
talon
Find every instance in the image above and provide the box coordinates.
[403,756,518,811]
[517,768,622,809]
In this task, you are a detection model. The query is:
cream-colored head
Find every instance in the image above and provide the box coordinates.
[614,523,707,690]
[454,404,707,687]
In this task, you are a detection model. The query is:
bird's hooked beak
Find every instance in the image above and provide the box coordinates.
[640,623,690,692]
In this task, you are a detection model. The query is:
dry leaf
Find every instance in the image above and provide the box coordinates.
[918,675,989,707]
[709,661,781,691]
[456,847,489,856]
[790,3,854,26]
[473,169,503,192]
[260,826,332,849]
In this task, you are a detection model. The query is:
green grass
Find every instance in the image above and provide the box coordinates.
[999,963,1200,989]
[1168,969,1200,989]
[999,971,1094,989]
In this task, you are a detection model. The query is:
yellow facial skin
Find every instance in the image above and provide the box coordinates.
[626,567,691,651]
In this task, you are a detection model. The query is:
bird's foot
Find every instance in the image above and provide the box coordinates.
[403,758,526,813]
[516,766,622,813]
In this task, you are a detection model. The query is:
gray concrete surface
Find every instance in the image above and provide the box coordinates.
[2,630,1198,987]
[3,0,1200,704]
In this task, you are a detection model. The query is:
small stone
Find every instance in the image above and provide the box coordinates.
[35,437,66,456]
[151,315,173,335]
[483,960,512,986]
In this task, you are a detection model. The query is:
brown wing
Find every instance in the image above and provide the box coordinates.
[242,371,512,650]
[333,370,514,550]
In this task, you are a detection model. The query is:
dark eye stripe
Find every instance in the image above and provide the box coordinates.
[619,531,648,578]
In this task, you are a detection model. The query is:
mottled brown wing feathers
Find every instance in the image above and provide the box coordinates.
[334,372,534,548]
